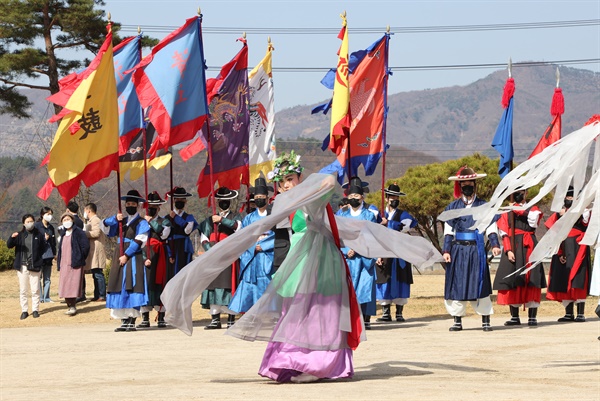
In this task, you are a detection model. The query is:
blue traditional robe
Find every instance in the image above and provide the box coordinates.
[167,211,198,276]
[442,197,499,301]
[337,206,378,316]
[376,209,418,301]
[104,214,151,309]
[228,209,275,313]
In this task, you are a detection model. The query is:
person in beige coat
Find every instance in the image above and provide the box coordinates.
[84,203,107,302]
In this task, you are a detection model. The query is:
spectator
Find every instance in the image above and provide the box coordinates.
[84,203,107,302]
[57,213,90,316]
[36,206,57,303]
[7,214,46,320]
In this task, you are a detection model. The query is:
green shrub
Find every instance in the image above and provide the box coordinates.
[0,239,15,271]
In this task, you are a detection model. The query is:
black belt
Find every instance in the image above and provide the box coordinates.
[453,240,477,246]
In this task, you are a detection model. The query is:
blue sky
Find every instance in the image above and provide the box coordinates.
[106,0,599,111]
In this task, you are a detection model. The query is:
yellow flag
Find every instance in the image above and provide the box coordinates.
[329,13,351,155]
[40,27,119,203]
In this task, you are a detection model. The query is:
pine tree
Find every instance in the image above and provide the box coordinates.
[0,0,156,118]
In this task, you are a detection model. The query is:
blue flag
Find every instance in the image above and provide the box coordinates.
[114,35,143,155]
[491,97,514,178]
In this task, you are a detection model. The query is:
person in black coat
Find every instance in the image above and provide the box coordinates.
[7,214,47,320]
[36,206,57,303]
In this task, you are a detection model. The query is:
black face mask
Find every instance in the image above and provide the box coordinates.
[513,193,525,203]
[348,198,362,208]
[219,200,230,211]
[254,198,267,208]
[174,201,185,210]
[564,199,573,209]
[125,206,137,216]
[389,200,400,209]
[147,207,158,217]
[461,185,474,197]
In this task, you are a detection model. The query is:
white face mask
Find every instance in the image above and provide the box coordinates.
[83,211,88,220]
[63,220,73,230]
[24,222,35,231]
[43,214,53,223]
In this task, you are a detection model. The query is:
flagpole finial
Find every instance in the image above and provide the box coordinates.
[556,67,560,88]
[386,25,390,33]
[242,31,246,39]
[268,36,271,44]
[342,10,347,17]
[137,26,141,34]
[508,57,512,78]
[197,7,201,16]
[107,12,111,23]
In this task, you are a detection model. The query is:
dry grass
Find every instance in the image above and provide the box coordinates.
[1,264,596,329]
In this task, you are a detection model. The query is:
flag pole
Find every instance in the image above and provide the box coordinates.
[169,151,174,210]
[108,13,124,257]
[380,28,391,212]
[197,9,217,221]
[506,58,516,254]
[137,26,149,210]
[116,168,124,257]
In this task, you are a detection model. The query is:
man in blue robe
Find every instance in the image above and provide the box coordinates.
[229,178,275,314]
[337,180,378,329]
[103,190,151,332]
[375,184,418,323]
[441,167,501,332]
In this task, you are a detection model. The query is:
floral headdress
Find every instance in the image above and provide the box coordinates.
[267,150,304,182]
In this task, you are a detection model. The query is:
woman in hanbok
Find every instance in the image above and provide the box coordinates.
[161,152,442,383]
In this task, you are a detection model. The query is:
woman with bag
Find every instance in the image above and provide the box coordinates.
[36,207,57,303]
[57,213,90,316]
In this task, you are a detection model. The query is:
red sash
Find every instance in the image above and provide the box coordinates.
[326,204,362,350]
[148,237,167,286]
[209,231,239,294]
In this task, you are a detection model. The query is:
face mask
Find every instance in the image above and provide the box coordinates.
[174,201,185,210]
[83,211,88,220]
[147,207,158,217]
[63,220,73,230]
[125,206,138,216]
[348,198,361,208]
[218,200,230,211]
[24,222,35,231]
[43,214,53,223]
[513,193,525,203]
[389,200,400,209]
[254,198,267,208]
[564,199,573,209]
[461,185,474,197]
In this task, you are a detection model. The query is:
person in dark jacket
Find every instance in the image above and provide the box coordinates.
[36,206,57,303]
[57,213,90,316]
[7,214,47,320]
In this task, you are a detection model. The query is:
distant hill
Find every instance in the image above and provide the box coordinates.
[275,64,600,161]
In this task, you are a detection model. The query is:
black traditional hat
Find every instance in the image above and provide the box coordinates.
[347,185,364,196]
[342,176,370,192]
[384,183,406,197]
[147,191,167,205]
[566,185,575,197]
[166,186,193,199]
[253,177,273,196]
[215,187,239,200]
[120,189,146,203]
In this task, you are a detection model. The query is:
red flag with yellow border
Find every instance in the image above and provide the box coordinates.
[38,25,119,204]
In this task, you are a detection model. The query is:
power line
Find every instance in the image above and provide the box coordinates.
[204,58,600,72]
[119,18,600,35]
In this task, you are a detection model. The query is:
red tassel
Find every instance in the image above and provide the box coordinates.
[550,88,564,116]
[501,78,515,109]
[584,114,600,127]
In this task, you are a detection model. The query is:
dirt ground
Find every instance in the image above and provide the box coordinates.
[1,267,599,400]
